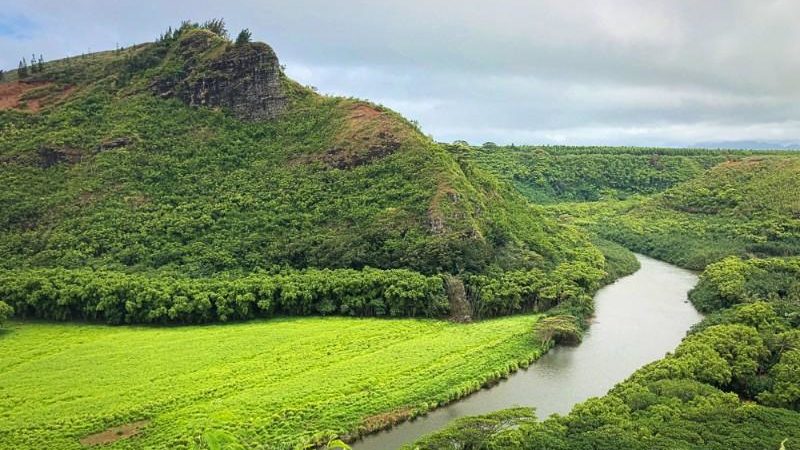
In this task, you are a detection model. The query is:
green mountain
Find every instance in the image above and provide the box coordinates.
[0,22,606,323]
[594,156,800,269]
[463,144,800,269]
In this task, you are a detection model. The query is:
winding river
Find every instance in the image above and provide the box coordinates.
[353,254,702,450]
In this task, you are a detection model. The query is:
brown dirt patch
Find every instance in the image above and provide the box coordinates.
[349,104,381,121]
[0,81,75,112]
[360,407,413,431]
[296,103,406,169]
[79,420,149,446]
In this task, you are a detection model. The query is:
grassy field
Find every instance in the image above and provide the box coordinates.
[0,315,543,449]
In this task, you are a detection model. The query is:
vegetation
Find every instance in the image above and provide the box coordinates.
[586,157,800,269]
[0,267,447,324]
[407,256,800,449]
[235,28,252,46]
[404,145,800,449]
[465,144,800,269]
[0,314,546,449]
[0,300,12,326]
[457,144,744,203]
[0,252,609,324]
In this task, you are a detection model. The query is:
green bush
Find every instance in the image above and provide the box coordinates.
[0,300,12,325]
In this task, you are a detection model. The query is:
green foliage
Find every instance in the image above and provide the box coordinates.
[0,300,12,325]
[235,29,252,46]
[200,18,229,39]
[460,144,740,203]
[326,439,353,450]
[534,314,582,346]
[403,407,537,450]
[0,30,603,296]
[0,315,545,449]
[589,158,800,269]
[690,256,800,313]
[591,236,640,283]
[190,431,244,450]
[0,267,448,324]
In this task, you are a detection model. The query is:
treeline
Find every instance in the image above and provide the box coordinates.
[465,260,605,319]
[458,144,735,203]
[0,268,448,324]
[407,256,800,449]
[0,258,614,325]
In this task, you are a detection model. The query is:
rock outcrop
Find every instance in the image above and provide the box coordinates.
[153,38,287,121]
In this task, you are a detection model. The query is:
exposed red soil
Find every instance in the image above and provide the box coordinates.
[0,81,75,112]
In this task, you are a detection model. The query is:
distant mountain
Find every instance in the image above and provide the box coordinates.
[691,140,800,150]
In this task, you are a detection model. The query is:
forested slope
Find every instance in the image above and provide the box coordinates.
[413,144,800,449]
[460,144,742,202]
[571,157,800,269]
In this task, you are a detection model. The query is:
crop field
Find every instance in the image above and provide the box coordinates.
[0,315,542,449]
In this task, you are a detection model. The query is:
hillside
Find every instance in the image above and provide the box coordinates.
[580,157,800,269]
[463,145,800,269]
[0,22,606,323]
[459,144,742,203]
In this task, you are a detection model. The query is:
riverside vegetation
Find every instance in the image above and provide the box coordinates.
[0,20,620,449]
[406,144,800,449]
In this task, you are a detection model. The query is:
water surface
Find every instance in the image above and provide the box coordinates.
[353,254,701,450]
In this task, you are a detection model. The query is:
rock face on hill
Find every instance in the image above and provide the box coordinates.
[153,39,287,121]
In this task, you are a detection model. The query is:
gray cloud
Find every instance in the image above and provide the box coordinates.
[2,1,799,146]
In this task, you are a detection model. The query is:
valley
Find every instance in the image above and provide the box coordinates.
[1,17,800,450]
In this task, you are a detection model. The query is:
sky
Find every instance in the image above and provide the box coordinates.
[2,0,799,147]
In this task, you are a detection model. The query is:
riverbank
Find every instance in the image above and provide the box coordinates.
[354,254,701,450]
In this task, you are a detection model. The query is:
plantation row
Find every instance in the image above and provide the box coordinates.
[0,268,447,324]
[0,262,604,324]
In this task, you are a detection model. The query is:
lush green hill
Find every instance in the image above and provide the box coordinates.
[0,22,607,323]
[570,156,800,269]
[463,145,800,270]
[458,144,743,203]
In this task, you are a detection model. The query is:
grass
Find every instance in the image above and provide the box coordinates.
[0,315,543,449]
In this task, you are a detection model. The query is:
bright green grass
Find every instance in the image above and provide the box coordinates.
[0,315,542,449]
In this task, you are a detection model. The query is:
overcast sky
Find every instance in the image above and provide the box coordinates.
[2,1,799,147]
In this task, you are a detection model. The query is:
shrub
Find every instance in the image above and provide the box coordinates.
[0,300,12,325]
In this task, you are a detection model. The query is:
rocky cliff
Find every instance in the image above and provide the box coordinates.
[152,33,287,121]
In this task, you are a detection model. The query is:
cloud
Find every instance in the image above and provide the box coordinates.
[1,1,799,146]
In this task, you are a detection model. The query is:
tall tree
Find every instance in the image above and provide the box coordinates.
[18,58,28,78]
[235,28,252,46]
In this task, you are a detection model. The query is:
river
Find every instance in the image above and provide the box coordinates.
[352,254,702,450]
